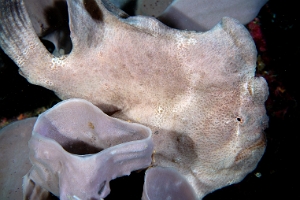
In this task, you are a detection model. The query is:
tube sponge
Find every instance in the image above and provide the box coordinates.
[0,118,37,199]
[143,167,198,200]
[24,98,153,200]
[136,0,268,31]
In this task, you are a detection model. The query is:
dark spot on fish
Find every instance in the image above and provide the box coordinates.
[236,117,243,123]
[84,0,103,21]
[101,0,129,18]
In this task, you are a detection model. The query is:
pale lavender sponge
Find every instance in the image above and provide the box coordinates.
[0,118,37,200]
[24,98,153,200]
[143,167,198,200]
[137,0,268,31]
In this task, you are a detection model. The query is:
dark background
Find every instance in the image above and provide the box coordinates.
[0,0,299,199]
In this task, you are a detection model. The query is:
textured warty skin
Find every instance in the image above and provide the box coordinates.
[0,0,268,198]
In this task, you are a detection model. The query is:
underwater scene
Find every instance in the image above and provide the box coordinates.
[0,0,299,199]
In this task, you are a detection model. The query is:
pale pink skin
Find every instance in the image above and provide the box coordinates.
[0,0,268,198]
